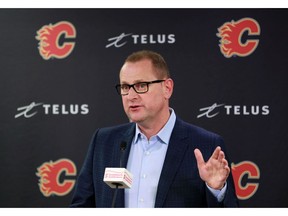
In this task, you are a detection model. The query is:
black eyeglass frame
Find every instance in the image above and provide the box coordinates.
[115,80,165,95]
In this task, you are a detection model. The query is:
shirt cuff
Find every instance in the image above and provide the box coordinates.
[206,182,227,202]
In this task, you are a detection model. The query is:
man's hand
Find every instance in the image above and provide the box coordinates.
[194,146,230,190]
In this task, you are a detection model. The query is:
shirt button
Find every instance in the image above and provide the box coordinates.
[139,198,144,202]
[145,151,150,156]
[142,174,147,179]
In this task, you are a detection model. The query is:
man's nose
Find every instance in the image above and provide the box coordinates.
[127,86,138,98]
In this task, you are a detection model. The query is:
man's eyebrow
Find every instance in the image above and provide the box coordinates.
[121,79,146,84]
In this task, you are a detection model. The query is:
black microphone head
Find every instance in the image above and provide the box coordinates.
[120,141,127,151]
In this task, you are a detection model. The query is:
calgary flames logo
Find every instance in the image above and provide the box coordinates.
[217,18,260,58]
[36,158,77,197]
[231,161,260,200]
[35,21,76,60]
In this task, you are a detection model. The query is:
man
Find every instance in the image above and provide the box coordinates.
[70,50,239,207]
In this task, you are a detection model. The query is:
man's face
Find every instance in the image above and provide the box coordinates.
[119,59,172,126]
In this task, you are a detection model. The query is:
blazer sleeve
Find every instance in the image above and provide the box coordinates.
[70,130,98,207]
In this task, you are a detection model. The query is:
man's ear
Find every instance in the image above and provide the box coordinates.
[163,78,174,99]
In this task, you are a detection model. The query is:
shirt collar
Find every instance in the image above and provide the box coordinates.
[133,108,176,145]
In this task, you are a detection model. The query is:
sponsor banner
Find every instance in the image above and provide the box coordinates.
[1,9,287,208]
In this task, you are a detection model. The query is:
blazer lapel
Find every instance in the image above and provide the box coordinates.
[154,118,189,207]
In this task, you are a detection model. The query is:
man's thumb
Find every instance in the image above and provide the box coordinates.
[194,148,205,168]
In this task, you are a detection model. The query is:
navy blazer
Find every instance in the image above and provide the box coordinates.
[70,117,239,207]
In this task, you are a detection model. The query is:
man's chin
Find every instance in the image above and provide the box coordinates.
[128,116,144,124]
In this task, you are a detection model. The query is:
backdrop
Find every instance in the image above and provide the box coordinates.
[0,8,287,207]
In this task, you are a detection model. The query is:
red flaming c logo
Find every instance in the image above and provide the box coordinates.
[36,158,77,197]
[35,21,76,60]
[231,161,260,200]
[217,18,260,58]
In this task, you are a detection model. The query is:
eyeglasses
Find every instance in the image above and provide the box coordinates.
[115,80,165,95]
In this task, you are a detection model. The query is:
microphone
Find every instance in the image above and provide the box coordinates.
[119,141,126,168]
[103,141,133,207]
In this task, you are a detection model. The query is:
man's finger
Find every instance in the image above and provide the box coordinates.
[210,146,221,159]
[218,150,225,162]
[222,158,228,167]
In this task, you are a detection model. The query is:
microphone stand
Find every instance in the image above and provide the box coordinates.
[111,141,127,208]
[111,183,121,208]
